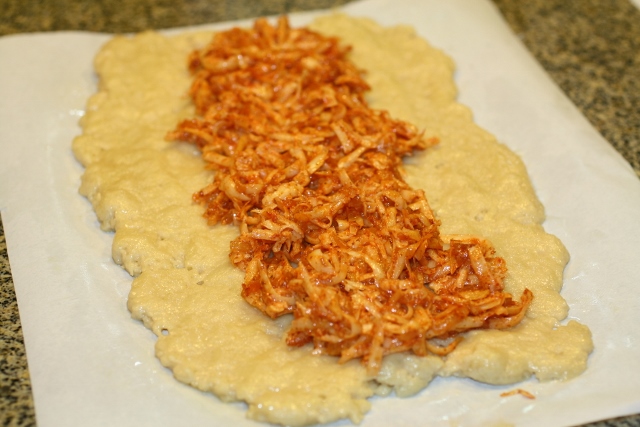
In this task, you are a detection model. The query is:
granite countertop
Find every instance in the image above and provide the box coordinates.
[1,1,639,426]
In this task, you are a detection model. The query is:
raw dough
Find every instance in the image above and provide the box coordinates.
[72,14,593,426]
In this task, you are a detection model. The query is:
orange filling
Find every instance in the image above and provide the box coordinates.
[168,16,532,374]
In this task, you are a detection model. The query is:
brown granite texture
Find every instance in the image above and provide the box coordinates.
[1,1,639,426]
[0,220,35,427]
[492,0,640,178]
[0,0,354,34]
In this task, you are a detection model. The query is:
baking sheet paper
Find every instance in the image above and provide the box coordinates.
[1,0,639,426]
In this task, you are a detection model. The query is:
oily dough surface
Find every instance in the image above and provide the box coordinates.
[72,14,593,427]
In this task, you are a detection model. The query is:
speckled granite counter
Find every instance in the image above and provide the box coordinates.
[1,1,639,426]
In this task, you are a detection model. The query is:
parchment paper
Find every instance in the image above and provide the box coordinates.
[1,0,639,426]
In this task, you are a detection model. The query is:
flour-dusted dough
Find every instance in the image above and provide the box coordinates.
[72,14,593,426]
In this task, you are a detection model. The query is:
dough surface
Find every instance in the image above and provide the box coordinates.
[73,14,593,426]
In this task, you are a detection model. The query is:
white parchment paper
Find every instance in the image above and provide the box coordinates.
[1,0,639,426]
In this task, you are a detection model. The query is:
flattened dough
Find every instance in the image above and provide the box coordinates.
[73,14,593,426]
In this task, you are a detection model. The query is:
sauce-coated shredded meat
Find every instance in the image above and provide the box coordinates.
[167,16,533,374]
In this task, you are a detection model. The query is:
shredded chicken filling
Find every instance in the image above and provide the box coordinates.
[167,16,533,374]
